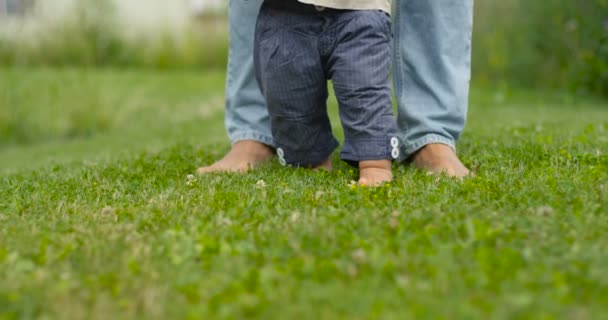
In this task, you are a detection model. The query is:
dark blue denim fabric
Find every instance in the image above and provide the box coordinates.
[254,3,398,167]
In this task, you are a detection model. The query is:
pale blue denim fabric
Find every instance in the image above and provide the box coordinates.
[225,0,473,159]
[224,0,273,146]
[392,0,474,160]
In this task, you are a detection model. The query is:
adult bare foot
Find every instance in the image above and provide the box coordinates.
[196,140,273,174]
[411,143,470,178]
[358,160,393,187]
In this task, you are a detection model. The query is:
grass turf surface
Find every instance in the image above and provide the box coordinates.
[1,68,608,319]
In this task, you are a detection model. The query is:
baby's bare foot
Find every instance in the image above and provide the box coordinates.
[358,160,393,187]
[196,140,273,174]
[314,158,332,172]
[411,144,470,178]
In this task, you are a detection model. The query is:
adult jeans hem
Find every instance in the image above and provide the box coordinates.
[401,134,456,161]
[229,132,275,148]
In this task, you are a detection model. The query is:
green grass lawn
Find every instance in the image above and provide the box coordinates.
[1,67,608,319]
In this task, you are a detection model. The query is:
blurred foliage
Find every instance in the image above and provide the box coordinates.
[473,0,608,97]
[0,0,606,97]
[0,0,227,69]
[0,68,225,147]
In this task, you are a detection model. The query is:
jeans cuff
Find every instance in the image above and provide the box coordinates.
[280,140,339,168]
[341,137,397,161]
[230,132,275,148]
[401,134,456,161]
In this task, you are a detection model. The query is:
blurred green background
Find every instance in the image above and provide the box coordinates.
[473,0,608,97]
[0,0,606,96]
[3,3,608,318]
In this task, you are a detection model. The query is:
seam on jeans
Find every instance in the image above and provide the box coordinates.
[392,3,409,137]
[226,37,234,89]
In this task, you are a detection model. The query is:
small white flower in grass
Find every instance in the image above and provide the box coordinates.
[347,180,357,189]
[390,218,399,230]
[256,179,266,188]
[101,206,115,215]
[396,274,410,288]
[315,191,325,200]
[351,249,367,264]
[186,174,196,186]
[290,211,300,223]
[537,206,554,216]
[100,206,118,222]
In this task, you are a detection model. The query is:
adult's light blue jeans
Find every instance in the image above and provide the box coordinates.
[224,0,473,160]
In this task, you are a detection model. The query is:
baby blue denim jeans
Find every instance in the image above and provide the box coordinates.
[224,0,473,160]
[254,0,398,167]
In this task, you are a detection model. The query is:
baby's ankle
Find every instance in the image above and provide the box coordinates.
[359,159,392,171]
[313,158,332,171]
[358,160,393,187]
